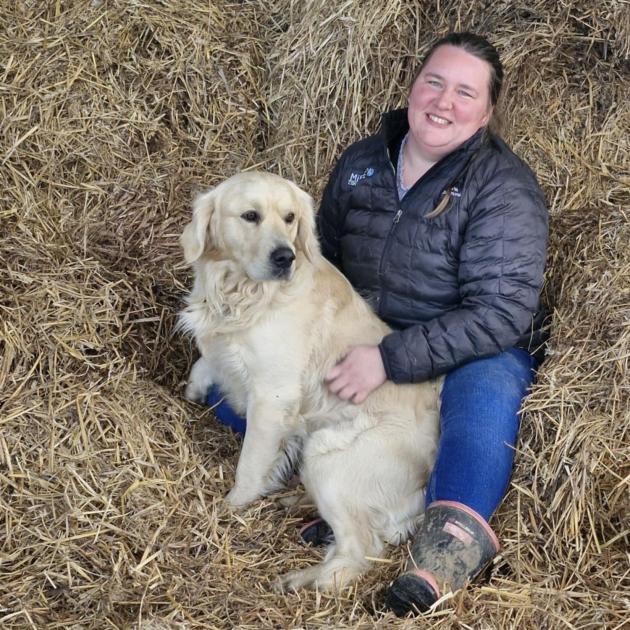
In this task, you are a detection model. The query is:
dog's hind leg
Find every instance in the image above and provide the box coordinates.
[381,489,426,546]
[278,508,383,591]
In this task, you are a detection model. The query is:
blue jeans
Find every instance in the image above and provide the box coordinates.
[207,384,248,435]
[425,348,537,520]
[207,347,537,521]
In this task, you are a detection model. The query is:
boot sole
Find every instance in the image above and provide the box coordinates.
[385,573,437,617]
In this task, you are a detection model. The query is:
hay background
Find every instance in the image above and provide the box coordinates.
[0,1,628,628]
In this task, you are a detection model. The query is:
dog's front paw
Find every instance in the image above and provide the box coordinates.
[184,358,215,403]
[226,486,259,509]
[184,379,208,404]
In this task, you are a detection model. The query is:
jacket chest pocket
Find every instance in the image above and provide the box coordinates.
[408,218,461,297]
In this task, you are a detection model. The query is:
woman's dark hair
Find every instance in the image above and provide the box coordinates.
[413,32,504,106]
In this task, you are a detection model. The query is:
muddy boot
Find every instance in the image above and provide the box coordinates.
[385,500,500,616]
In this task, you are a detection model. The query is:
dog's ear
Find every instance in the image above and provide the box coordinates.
[180,189,216,264]
[294,186,320,263]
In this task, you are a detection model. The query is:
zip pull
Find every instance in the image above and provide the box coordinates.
[393,209,402,224]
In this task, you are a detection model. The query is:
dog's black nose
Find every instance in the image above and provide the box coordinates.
[270,246,296,270]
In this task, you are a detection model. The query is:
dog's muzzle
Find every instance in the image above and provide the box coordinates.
[270,246,296,277]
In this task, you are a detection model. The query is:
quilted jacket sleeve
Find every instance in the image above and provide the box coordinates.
[379,166,549,383]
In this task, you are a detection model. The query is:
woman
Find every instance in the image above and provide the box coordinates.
[314,32,548,615]
[207,32,548,615]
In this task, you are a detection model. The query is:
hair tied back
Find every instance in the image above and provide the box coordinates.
[425,189,453,219]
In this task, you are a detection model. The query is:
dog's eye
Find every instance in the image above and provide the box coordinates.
[285,212,295,224]
[241,210,260,223]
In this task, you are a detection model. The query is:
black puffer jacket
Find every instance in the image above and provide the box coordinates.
[317,109,548,384]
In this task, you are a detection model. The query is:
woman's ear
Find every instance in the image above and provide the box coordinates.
[481,104,494,128]
[180,188,216,264]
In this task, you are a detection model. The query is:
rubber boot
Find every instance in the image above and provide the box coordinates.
[299,517,335,546]
[385,500,500,616]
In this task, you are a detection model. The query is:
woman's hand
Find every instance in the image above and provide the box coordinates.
[325,345,387,404]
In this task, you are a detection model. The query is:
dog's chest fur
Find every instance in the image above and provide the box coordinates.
[185,258,387,431]
[192,286,317,416]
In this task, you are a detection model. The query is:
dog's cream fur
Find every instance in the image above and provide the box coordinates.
[180,171,440,591]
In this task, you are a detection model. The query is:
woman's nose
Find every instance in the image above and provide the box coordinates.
[435,89,454,110]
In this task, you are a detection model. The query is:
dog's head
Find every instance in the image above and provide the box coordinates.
[181,171,318,281]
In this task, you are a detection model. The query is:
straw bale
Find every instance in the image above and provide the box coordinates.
[1,0,628,628]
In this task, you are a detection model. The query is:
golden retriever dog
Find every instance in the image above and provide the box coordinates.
[180,171,441,591]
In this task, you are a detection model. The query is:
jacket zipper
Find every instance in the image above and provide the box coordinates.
[376,207,402,316]
[377,206,402,277]
[376,148,404,316]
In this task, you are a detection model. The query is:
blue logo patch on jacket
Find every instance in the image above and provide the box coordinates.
[348,168,375,186]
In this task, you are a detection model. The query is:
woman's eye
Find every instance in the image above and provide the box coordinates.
[428,80,441,87]
[285,212,295,224]
[241,210,260,223]
[458,90,473,98]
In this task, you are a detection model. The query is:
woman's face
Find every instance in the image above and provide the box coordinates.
[408,45,493,161]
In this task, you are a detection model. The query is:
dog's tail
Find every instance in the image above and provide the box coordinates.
[264,433,304,493]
